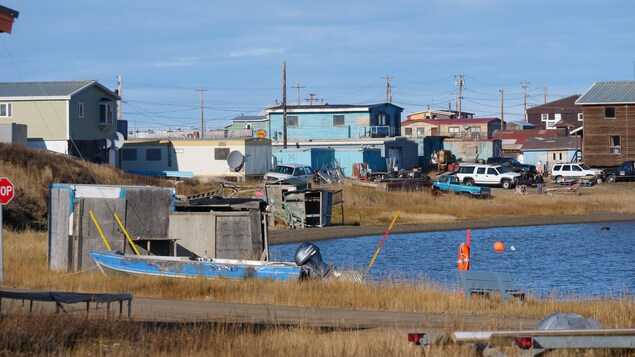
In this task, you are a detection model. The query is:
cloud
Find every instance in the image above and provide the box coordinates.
[150,57,200,68]
[228,47,287,58]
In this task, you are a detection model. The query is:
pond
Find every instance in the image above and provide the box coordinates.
[270,221,635,299]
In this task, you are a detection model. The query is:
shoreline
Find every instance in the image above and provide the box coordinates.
[268,212,635,244]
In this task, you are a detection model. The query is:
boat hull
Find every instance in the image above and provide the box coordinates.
[90,250,301,282]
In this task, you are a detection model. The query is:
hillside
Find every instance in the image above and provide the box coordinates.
[0,143,208,231]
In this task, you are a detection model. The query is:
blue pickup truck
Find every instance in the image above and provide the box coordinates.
[432,176,491,198]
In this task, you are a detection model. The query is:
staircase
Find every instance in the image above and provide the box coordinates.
[270,197,305,229]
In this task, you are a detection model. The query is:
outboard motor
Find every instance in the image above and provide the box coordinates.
[294,242,331,279]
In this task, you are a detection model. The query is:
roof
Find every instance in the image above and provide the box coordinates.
[527,95,580,113]
[402,118,500,126]
[576,81,635,105]
[0,5,19,34]
[492,129,558,146]
[230,115,266,122]
[0,80,119,100]
[266,102,403,113]
[521,136,581,151]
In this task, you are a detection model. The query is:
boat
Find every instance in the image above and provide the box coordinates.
[90,250,301,282]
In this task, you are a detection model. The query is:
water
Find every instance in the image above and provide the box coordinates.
[270,221,635,299]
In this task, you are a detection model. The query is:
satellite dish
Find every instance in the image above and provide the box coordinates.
[227,151,244,172]
[104,138,113,149]
[114,132,125,149]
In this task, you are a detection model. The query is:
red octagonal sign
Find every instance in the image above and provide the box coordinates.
[0,177,15,205]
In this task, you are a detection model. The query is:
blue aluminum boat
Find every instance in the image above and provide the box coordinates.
[90,250,301,282]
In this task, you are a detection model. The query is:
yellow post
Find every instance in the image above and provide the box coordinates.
[113,213,140,256]
[89,210,111,251]
[366,210,400,276]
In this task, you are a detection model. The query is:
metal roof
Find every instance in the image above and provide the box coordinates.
[521,136,580,151]
[266,102,403,112]
[576,81,635,105]
[0,80,112,98]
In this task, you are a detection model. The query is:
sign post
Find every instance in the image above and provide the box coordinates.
[0,177,15,283]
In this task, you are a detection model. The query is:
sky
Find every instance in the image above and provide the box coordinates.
[1,0,634,132]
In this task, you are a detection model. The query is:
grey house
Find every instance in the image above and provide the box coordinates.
[0,80,121,164]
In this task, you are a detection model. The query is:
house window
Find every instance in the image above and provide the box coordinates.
[605,107,616,118]
[99,101,114,124]
[541,113,549,122]
[333,115,345,126]
[77,102,84,118]
[578,113,584,121]
[448,127,460,133]
[546,120,557,129]
[121,148,137,161]
[245,123,251,129]
[287,116,298,128]
[609,136,621,154]
[0,103,12,118]
[470,127,481,132]
[376,112,389,126]
[554,113,562,122]
[404,128,412,136]
[416,128,425,136]
[214,148,230,160]
[146,148,161,161]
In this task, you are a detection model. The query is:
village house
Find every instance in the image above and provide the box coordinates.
[0,80,122,164]
[119,137,272,181]
[575,81,635,167]
[526,95,583,130]
[401,118,502,139]
[406,109,474,120]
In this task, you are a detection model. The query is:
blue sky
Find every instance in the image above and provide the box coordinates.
[1,0,634,131]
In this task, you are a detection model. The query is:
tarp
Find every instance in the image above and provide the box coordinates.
[0,290,132,304]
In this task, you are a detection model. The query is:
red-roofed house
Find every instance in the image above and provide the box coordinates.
[402,118,502,139]
[492,129,559,155]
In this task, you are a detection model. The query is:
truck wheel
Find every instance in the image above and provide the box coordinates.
[555,175,563,182]
[606,175,616,184]
[464,179,475,186]
[501,179,512,189]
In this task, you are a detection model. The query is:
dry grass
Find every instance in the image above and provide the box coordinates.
[1,230,634,355]
[336,182,635,226]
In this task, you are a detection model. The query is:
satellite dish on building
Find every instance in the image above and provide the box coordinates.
[227,151,244,172]
[114,132,125,149]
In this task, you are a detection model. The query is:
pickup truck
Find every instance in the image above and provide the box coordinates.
[602,161,635,183]
[486,157,536,175]
[432,176,491,198]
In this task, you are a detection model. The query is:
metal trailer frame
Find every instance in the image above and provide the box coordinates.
[453,329,635,356]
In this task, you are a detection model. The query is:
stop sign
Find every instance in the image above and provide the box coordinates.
[0,177,14,205]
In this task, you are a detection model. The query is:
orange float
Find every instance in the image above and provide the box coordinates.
[494,241,505,251]
[457,243,470,271]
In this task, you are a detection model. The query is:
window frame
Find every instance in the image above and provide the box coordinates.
[77,102,84,118]
[577,112,584,121]
[609,135,621,155]
[121,148,137,161]
[287,115,298,128]
[0,103,13,118]
[541,113,549,122]
[332,115,345,127]
[146,148,162,161]
[605,107,616,119]
[214,147,230,160]
[404,127,412,136]
[99,101,114,125]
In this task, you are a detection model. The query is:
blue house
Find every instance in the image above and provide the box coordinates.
[266,103,403,141]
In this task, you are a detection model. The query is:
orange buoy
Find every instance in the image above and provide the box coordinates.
[457,243,470,271]
[494,241,505,252]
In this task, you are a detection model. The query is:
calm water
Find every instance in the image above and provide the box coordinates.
[270,221,635,299]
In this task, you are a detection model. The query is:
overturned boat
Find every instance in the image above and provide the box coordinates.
[90,242,362,282]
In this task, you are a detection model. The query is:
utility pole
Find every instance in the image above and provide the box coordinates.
[117,75,123,121]
[522,80,529,122]
[456,74,464,118]
[544,84,548,104]
[307,93,317,105]
[292,84,305,105]
[283,61,287,149]
[196,87,207,138]
[383,75,392,103]
[500,88,505,130]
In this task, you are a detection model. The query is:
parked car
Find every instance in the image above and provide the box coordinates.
[549,163,603,182]
[264,163,314,182]
[455,163,520,189]
[486,157,537,175]
[602,161,635,183]
[432,176,491,198]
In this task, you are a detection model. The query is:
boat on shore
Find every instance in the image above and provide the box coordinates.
[90,250,301,282]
